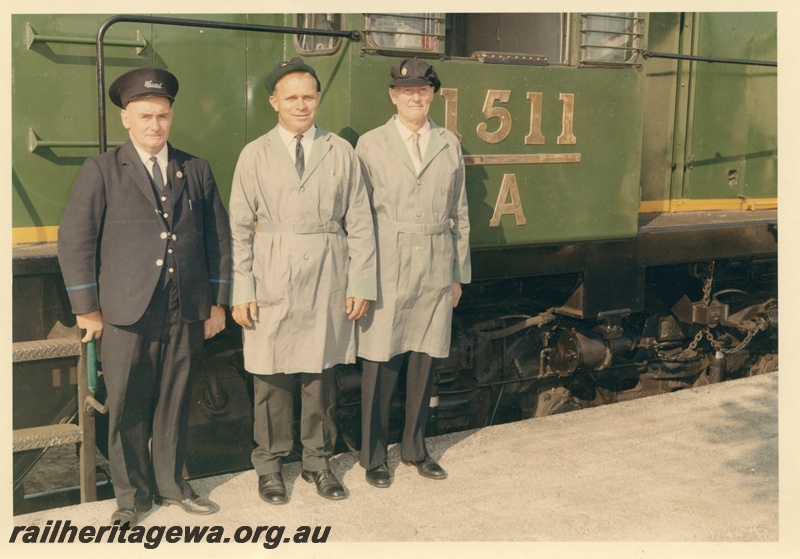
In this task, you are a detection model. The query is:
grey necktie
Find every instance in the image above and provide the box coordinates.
[150,156,166,191]
[295,134,305,177]
[412,133,422,165]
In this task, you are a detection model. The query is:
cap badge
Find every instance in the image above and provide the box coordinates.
[144,80,163,90]
[401,67,408,76]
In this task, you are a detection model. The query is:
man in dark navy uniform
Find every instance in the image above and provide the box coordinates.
[57,67,231,526]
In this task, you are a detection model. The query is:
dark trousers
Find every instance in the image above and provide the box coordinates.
[360,351,434,469]
[100,280,204,509]
[251,369,337,475]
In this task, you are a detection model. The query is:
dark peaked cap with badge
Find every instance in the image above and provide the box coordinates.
[109,67,179,108]
[387,57,441,92]
[264,57,321,94]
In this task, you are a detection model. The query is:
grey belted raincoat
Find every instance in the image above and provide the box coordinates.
[355,116,471,362]
[229,125,376,374]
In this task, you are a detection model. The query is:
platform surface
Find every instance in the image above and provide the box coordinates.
[6,372,795,559]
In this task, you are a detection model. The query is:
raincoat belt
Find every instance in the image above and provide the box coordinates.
[377,216,448,236]
[258,221,342,235]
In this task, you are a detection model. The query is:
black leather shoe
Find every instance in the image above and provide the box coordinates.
[365,463,392,488]
[301,469,347,500]
[110,502,152,527]
[258,473,287,504]
[402,454,448,480]
[155,493,220,515]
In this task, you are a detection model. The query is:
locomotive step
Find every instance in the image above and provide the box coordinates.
[13,423,83,452]
[11,242,61,275]
[12,338,82,363]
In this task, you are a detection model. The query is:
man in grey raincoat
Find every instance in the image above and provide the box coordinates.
[229,59,376,503]
[356,58,471,488]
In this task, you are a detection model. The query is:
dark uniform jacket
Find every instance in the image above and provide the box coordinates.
[58,140,231,326]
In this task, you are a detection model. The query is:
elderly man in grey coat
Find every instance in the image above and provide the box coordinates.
[356,58,471,488]
[229,58,376,503]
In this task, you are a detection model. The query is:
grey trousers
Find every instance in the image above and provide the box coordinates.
[250,369,337,475]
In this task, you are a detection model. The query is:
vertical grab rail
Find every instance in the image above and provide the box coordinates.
[86,339,99,393]
[78,339,98,503]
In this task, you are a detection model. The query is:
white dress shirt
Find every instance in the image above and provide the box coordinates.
[394,118,431,174]
[278,124,315,168]
[133,143,168,186]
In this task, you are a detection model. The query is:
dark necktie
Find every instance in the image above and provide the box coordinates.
[150,156,166,190]
[295,135,305,177]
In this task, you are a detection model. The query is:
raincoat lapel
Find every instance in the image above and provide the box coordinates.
[421,123,448,172]
[300,127,332,185]
[265,127,300,178]
[384,117,417,176]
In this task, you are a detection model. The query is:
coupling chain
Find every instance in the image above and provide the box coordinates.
[706,317,768,355]
[657,328,704,362]
[658,261,767,360]
[657,261,715,362]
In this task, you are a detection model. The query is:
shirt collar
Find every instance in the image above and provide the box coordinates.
[278,124,316,146]
[394,116,430,141]
[132,142,168,167]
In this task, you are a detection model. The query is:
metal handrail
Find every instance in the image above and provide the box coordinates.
[642,50,777,67]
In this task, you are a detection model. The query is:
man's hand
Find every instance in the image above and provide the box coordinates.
[76,311,104,342]
[232,301,259,328]
[204,305,227,339]
[452,282,462,308]
[346,297,370,321]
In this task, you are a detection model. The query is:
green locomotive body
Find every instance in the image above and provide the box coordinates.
[11,12,777,512]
